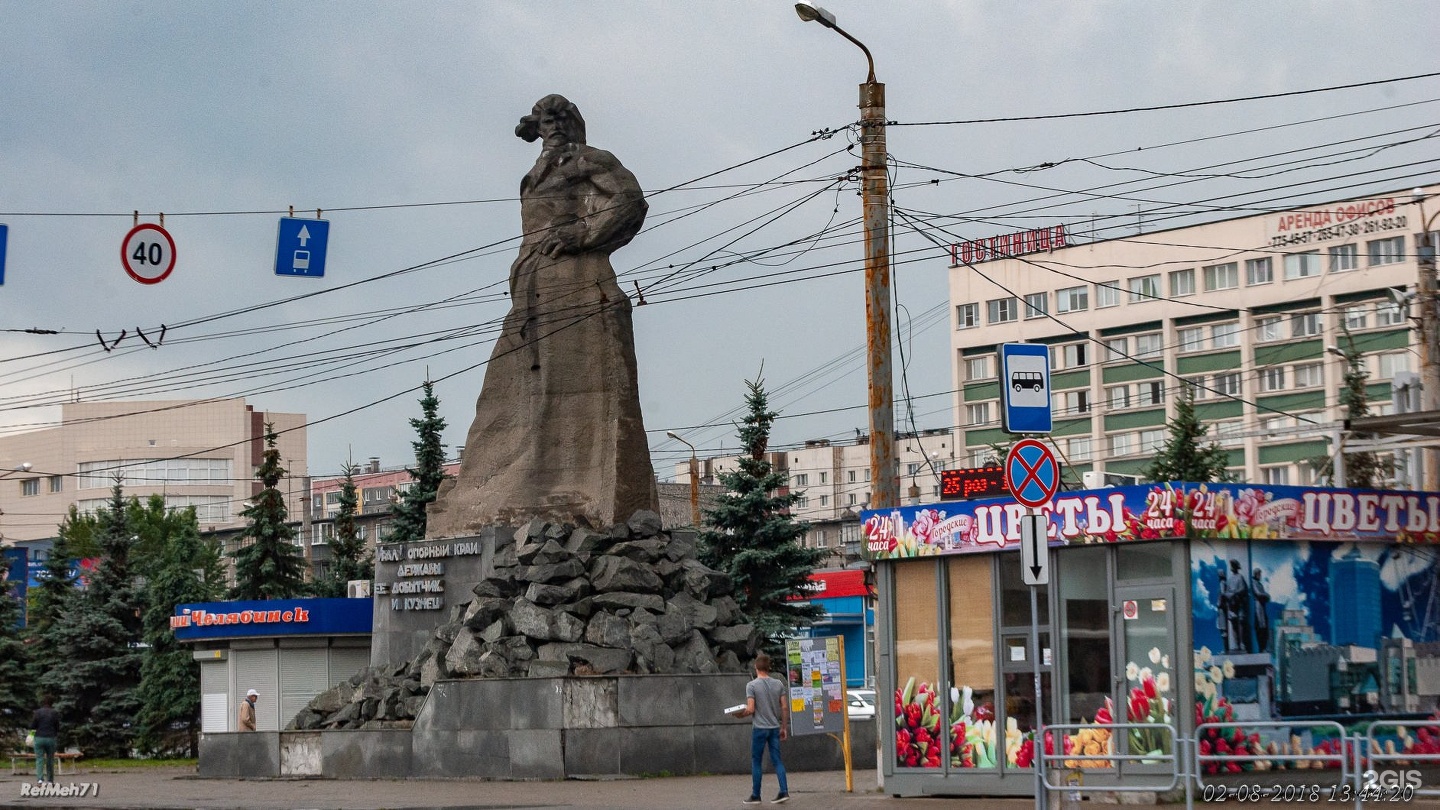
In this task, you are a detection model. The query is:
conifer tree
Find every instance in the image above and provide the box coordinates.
[1311,337,1391,488]
[1141,386,1234,484]
[137,507,220,756]
[313,462,372,597]
[0,569,31,739]
[230,427,307,599]
[699,376,826,651]
[40,483,144,758]
[389,381,449,544]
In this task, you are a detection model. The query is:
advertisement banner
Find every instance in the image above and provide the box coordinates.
[171,598,372,641]
[862,483,1440,560]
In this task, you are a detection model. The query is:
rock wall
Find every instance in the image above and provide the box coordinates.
[291,512,760,731]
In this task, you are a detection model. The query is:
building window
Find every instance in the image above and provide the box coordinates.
[1367,236,1405,266]
[1169,268,1196,297]
[1186,376,1208,400]
[76,457,233,490]
[1329,243,1359,272]
[1342,305,1368,331]
[1138,380,1163,406]
[1056,286,1088,313]
[956,303,979,329]
[848,494,857,506]
[1128,274,1160,303]
[966,403,992,426]
[1103,337,1127,362]
[1202,262,1239,291]
[48,475,63,493]
[1213,372,1242,397]
[1134,333,1163,358]
[1211,322,1239,348]
[1246,257,1274,285]
[1024,292,1049,319]
[847,470,856,483]
[1256,316,1283,342]
[1293,362,1323,388]
[795,496,810,509]
[1096,280,1121,308]
[819,471,827,484]
[965,356,992,381]
[1066,437,1092,461]
[1262,466,1290,486]
[1376,300,1405,326]
[1259,367,1286,392]
[793,473,809,486]
[988,297,1019,324]
[1052,343,1088,369]
[20,478,39,496]
[1377,352,1411,378]
[1139,429,1167,453]
[1291,312,1322,337]
[1106,385,1132,410]
[819,494,829,506]
[906,462,921,477]
[1108,433,1137,456]
[1283,250,1321,279]
[1215,421,1245,447]
[1178,326,1205,353]
[1053,390,1091,415]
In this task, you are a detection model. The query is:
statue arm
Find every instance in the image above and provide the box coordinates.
[539,150,646,258]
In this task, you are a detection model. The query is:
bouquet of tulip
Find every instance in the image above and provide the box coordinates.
[894,677,943,768]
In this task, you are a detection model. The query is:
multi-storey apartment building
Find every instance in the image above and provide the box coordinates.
[950,185,1437,486]
[0,398,307,544]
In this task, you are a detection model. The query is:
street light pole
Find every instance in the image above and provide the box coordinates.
[795,1,896,512]
[1412,188,1440,490]
[666,431,701,528]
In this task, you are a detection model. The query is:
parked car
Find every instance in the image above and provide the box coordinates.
[846,689,877,719]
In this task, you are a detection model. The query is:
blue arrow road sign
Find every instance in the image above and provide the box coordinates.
[0,223,7,285]
[1000,342,1053,434]
[274,217,330,278]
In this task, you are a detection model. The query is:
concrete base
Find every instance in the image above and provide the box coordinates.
[202,674,874,780]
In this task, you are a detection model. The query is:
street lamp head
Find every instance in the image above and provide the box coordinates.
[18,462,31,472]
[665,431,680,441]
[1326,344,1345,358]
[794,1,837,28]
[1414,187,1426,203]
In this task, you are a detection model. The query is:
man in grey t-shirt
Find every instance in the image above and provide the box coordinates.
[737,653,789,804]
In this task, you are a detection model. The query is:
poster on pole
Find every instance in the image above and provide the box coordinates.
[784,635,847,736]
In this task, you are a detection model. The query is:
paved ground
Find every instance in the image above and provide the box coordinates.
[4,767,1438,810]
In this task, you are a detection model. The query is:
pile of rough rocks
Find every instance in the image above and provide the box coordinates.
[288,512,761,731]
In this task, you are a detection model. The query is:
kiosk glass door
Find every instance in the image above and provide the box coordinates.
[1115,584,1178,766]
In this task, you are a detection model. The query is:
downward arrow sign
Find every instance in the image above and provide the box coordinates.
[1029,529,1043,579]
[297,225,311,247]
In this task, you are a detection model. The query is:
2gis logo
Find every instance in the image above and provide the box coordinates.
[1361,767,1423,792]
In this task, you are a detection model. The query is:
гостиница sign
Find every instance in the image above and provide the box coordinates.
[862,483,1440,559]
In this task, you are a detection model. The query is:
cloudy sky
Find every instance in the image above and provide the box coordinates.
[2,2,1437,488]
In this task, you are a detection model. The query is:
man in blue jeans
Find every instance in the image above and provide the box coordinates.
[736,652,789,804]
[31,696,59,784]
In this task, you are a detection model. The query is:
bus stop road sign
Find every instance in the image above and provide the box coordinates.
[1000,343,1053,434]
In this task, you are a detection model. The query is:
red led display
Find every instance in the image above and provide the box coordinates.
[940,466,1011,501]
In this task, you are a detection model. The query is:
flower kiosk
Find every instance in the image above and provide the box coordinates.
[863,483,1440,797]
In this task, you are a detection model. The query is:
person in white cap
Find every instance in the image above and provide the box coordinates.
[238,689,258,732]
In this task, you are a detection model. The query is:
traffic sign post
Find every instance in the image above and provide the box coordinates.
[1004,439,1061,509]
[274,217,330,278]
[122,223,176,285]
[1000,342,1053,434]
[0,223,7,285]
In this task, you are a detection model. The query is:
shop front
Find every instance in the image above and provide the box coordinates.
[794,568,875,688]
[864,483,1440,797]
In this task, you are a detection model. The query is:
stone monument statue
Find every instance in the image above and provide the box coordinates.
[427,94,659,535]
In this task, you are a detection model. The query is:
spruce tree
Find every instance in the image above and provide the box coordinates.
[389,381,449,543]
[313,462,372,597]
[1312,337,1390,488]
[137,507,219,757]
[230,427,307,599]
[41,483,144,758]
[0,571,32,739]
[1141,385,1233,484]
[699,376,826,651]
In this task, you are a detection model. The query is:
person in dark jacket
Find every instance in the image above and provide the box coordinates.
[31,696,59,783]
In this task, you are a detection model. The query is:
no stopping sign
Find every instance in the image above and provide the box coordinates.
[122,223,176,284]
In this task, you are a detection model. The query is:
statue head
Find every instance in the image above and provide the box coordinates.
[1230,559,1242,573]
[516,94,586,148]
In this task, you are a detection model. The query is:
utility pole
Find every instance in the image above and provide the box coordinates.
[1413,188,1440,490]
[794,1,896,511]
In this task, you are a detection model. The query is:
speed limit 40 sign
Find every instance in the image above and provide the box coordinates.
[122,223,176,284]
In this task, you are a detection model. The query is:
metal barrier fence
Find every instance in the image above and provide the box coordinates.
[1022,719,1440,810]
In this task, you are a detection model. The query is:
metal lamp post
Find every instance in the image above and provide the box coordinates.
[666,431,701,528]
[795,1,896,511]
[1412,188,1440,490]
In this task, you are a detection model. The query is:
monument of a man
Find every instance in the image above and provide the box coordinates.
[426,94,659,534]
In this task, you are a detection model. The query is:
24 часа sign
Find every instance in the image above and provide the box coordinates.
[861,483,1440,559]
